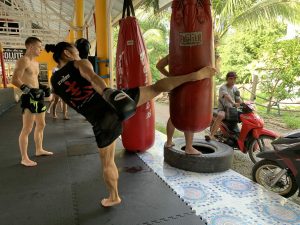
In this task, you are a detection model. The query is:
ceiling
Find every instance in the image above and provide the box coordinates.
[0,0,153,48]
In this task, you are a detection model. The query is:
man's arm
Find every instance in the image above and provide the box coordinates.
[12,58,27,88]
[223,93,236,105]
[75,59,136,121]
[156,55,170,77]
[75,59,107,95]
[219,85,236,106]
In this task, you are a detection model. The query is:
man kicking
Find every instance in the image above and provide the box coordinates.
[45,41,215,207]
[12,36,53,167]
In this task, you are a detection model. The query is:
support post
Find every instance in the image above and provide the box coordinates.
[0,43,8,88]
[75,0,84,39]
[95,0,110,85]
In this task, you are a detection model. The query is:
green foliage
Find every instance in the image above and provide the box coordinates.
[136,10,170,82]
[259,38,300,102]
[213,0,300,39]
[282,113,300,129]
[218,22,286,84]
[143,28,168,81]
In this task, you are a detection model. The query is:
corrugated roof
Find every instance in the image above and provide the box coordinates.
[0,0,145,48]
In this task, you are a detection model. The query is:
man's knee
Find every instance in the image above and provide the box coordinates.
[99,142,115,160]
[35,121,46,130]
[22,126,33,135]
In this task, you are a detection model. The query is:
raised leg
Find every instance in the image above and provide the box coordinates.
[137,66,215,107]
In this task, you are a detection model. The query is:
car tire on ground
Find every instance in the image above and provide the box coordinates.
[164,138,234,173]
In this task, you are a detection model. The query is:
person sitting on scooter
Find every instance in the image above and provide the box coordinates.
[206,71,241,141]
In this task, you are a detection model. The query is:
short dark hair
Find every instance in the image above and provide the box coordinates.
[25,37,41,47]
[226,71,237,79]
[75,38,90,59]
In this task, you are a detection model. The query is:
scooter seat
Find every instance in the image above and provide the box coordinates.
[285,129,300,138]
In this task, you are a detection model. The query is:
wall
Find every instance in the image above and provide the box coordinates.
[36,50,57,82]
[0,87,15,115]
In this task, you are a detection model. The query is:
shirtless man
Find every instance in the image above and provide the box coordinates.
[156,55,201,155]
[12,37,53,167]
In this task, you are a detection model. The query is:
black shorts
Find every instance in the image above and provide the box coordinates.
[20,94,47,114]
[82,87,140,148]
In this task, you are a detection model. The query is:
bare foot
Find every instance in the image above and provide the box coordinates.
[36,150,53,156]
[21,159,37,167]
[53,114,58,119]
[164,141,175,148]
[193,66,216,81]
[63,116,70,120]
[101,197,122,207]
[185,147,202,155]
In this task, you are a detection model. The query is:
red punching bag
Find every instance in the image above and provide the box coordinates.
[169,0,214,132]
[116,0,155,152]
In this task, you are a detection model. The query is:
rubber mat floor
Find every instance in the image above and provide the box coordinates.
[0,105,205,225]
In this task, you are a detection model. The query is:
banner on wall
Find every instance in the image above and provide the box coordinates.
[3,48,25,61]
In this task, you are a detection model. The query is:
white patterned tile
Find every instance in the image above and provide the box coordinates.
[137,131,300,225]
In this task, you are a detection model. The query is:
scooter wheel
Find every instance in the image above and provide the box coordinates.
[252,159,298,197]
[248,135,276,163]
[164,138,233,173]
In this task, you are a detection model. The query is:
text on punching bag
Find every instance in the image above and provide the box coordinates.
[179,32,202,46]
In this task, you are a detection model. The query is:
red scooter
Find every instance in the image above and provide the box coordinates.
[211,102,279,163]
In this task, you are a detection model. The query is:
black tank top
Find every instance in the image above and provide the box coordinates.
[51,61,123,146]
[51,61,97,113]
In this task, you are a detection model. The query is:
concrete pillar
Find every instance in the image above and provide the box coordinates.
[95,0,110,85]
[74,0,84,39]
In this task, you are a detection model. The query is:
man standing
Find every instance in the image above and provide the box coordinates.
[12,37,52,167]
[156,55,201,155]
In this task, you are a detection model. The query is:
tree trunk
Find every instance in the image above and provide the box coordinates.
[267,97,273,114]
[250,74,258,101]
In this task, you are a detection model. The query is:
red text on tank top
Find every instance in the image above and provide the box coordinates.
[64,81,94,108]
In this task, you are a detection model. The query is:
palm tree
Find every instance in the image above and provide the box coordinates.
[143,0,300,66]
[213,0,300,46]
[138,10,170,81]
[143,0,300,103]
[213,0,300,103]
[144,0,300,36]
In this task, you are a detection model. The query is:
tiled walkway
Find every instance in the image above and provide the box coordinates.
[138,132,300,225]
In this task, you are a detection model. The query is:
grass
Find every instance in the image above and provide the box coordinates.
[155,122,167,134]
[282,114,300,129]
[155,122,183,137]
[256,106,300,129]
